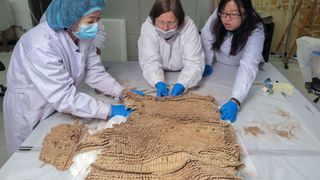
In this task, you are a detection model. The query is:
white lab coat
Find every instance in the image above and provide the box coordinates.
[3,22,123,155]
[138,16,205,89]
[40,14,106,50]
[296,36,320,82]
[201,9,265,103]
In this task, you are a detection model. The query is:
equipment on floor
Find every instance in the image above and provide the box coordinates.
[305,50,320,103]
[0,60,6,96]
[276,0,319,69]
[296,37,320,103]
[305,78,320,103]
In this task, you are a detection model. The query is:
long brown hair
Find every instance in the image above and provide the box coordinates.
[212,0,263,55]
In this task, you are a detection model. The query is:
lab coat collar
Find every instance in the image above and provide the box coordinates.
[62,30,80,52]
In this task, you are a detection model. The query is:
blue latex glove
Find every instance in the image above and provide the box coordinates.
[109,105,133,119]
[312,50,320,56]
[131,89,145,96]
[155,82,169,97]
[170,83,185,96]
[202,65,213,77]
[220,100,239,123]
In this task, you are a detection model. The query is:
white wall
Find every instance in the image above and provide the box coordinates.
[0,0,14,31]
[9,0,33,31]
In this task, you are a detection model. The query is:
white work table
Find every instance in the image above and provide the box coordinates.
[1,61,320,180]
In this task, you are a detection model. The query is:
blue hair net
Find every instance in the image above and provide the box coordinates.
[46,0,105,30]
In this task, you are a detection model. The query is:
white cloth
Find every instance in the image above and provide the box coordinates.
[39,14,106,50]
[3,22,123,155]
[201,9,265,103]
[138,16,205,89]
[296,36,320,82]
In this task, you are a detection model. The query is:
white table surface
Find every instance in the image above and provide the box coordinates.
[1,61,320,180]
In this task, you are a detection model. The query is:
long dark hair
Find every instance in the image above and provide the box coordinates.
[212,0,263,55]
[149,0,185,28]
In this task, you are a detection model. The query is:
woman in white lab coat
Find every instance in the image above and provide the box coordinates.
[3,0,133,156]
[138,0,205,97]
[201,0,265,122]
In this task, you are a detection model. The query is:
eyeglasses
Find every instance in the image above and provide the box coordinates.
[156,20,178,27]
[218,12,241,20]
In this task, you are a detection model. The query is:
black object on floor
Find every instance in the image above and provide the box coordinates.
[0,60,5,71]
[0,60,6,96]
[305,77,320,103]
[0,84,6,96]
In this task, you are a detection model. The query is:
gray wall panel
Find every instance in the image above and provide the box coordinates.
[127,33,139,60]
[102,0,140,32]
[197,0,215,30]
[139,0,154,25]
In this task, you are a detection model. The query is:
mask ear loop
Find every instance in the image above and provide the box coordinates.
[69,20,81,33]
[67,26,80,43]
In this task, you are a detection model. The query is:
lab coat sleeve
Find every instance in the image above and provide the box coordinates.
[231,25,265,103]
[93,22,106,50]
[138,21,165,87]
[23,46,110,119]
[84,44,123,98]
[177,19,205,89]
[201,9,218,66]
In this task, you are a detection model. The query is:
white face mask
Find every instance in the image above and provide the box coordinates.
[155,27,179,39]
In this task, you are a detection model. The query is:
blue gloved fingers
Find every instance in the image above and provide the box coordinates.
[170,83,185,96]
[208,66,213,75]
[155,82,166,89]
[124,108,134,117]
[155,82,169,97]
[219,100,239,122]
[312,50,320,56]
[202,65,213,77]
[221,100,238,111]
[161,90,169,96]
[224,112,233,121]
[220,111,227,120]
[229,114,236,123]
[110,104,134,118]
[220,111,236,122]
[156,88,169,97]
[220,105,227,113]
[131,89,145,96]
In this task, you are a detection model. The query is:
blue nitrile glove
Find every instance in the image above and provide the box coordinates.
[202,65,213,77]
[170,83,185,96]
[220,100,239,123]
[312,50,320,56]
[109,105,133,119]
[131,89,145,96]
[155,82,169,97]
